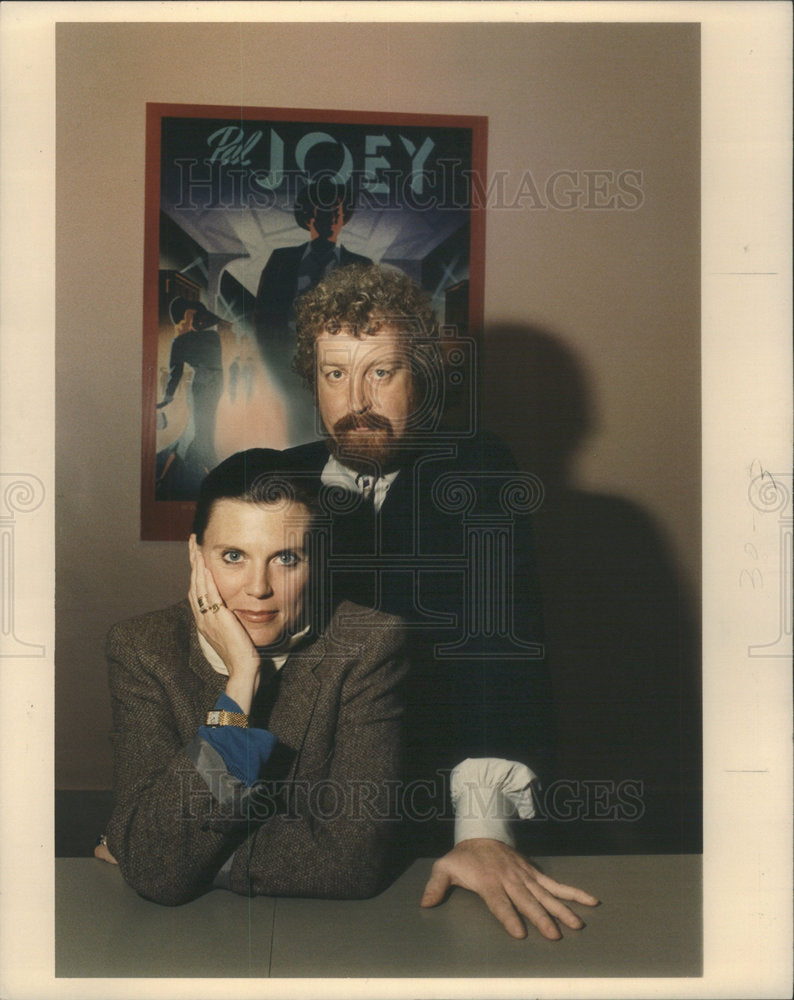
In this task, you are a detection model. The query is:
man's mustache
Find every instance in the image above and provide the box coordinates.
[333,413,394,435]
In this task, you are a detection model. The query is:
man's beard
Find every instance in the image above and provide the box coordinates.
[326,413,403,475]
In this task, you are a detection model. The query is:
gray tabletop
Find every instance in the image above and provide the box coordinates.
[56,854,701,979]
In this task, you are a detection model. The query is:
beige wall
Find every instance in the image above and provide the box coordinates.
[56,21,700,789]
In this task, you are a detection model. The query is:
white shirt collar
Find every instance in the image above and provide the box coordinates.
[198,625,310,677]
[320,454,399,512]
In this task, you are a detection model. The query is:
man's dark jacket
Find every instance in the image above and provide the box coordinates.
[286,433,555,853]
[254,243,372,339]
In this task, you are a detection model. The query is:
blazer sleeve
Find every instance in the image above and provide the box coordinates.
[227,614,409,900]
[104,621,258,906]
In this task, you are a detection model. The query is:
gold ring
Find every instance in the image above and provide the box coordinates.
[209,603,221,614]
[199,606,208,615]
[197,595,207,609]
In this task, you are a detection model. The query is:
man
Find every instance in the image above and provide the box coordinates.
[285,264,598,939]
[253,178,372,347]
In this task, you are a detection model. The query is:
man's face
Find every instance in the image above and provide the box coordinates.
[308,203,345,243]
[315,324,418,474]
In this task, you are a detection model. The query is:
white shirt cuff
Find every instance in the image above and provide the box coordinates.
[450,757,538,847]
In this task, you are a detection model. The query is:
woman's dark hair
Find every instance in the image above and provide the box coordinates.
[191,449,320,544]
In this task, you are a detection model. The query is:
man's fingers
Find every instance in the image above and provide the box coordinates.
[498,880,586,938]
[533,871,600,907]
[420,867,452,908]
[513,875,595,931]
[478,886,538,941]
[419,843,596,942]
[524,888,584,931]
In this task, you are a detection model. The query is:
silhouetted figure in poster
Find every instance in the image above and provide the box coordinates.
[254,179,372,350]
[155,297,224,499]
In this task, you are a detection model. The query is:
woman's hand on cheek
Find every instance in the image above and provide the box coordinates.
[188,534,260,688]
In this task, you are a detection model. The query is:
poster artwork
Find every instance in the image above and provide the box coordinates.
[141,104,486,540]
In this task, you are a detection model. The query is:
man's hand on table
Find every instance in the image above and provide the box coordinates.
[420,838,599,940]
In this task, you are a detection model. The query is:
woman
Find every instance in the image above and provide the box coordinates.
[97,449,407,905]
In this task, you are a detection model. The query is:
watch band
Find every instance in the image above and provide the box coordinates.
[206,709,249,728]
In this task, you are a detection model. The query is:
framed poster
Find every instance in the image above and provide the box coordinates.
[141,103,487,539]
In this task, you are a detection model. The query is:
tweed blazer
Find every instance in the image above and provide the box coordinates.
[104,599,407,906]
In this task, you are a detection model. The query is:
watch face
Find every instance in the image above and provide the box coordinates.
[206,710,247,727]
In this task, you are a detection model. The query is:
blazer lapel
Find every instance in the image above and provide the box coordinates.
[266,631,326,764]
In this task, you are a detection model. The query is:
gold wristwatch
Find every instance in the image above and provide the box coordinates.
[206,709,248,728]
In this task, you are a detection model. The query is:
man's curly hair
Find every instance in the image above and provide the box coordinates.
[292,264,441,391]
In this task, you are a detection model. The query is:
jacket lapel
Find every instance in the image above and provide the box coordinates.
[266,631,326,763]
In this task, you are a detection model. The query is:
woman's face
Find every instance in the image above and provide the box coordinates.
[199,498,312,647]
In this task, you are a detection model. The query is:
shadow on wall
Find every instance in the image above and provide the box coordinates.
[480,325,702,854]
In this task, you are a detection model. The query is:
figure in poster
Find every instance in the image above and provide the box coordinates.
[155,296,224,498]
[253,178,372,350]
